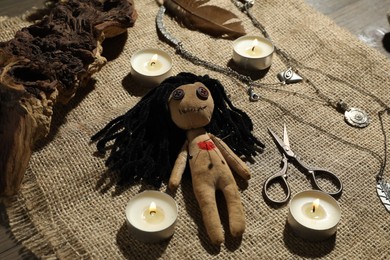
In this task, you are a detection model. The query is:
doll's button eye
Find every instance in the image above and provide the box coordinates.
[197,87,209,100]
[172,89,185,100]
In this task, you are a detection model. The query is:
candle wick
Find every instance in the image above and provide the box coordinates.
[150,61,156,66]
[312,205,316,213]
[150,210,156,216]
[251,46,255,52]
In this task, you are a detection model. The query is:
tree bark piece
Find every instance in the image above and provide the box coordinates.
[0,0,137,197]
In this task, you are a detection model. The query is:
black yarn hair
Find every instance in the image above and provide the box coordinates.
[91,72,264,187]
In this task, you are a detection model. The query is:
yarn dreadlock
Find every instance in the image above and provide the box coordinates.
[91,72,264,187]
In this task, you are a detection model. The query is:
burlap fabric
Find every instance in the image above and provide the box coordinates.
[2,0,390,259]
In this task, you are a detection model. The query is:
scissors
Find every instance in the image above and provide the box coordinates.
[263,124,343,204]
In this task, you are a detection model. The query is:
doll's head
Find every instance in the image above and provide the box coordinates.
[92,72,264,187]
[168,82,214,130]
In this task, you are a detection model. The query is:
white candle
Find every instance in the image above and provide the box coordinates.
[130,48,172,87]
[232,35,274,70]
[287,190,341,241]
[125,190,178,243]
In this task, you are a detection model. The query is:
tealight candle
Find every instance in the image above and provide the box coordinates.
[130,48,172,87]
[125,190,178,243]
[232,35,274,70]
[287,190,341,241]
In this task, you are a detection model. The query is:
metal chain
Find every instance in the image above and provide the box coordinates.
[156,1,390,198]
[233,0,350,109]
[233,0,390,199]
[156,6,284,101]
[156,7,251,83]
[377,109,390,181]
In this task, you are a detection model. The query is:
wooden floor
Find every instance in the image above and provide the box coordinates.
[0,0,389,259]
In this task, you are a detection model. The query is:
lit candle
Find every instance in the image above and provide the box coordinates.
[142,201,165,224]
[244,38,262,57]
[144,54,163,72]
[125,191,178,243]
[302,198,327,220]
[287,190,341,241]
[232,35,274,70]
[130,49,172,87]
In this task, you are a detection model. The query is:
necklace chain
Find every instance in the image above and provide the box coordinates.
[235,1,351,111]
[156,2,390,185]
[156,6,263,99]
[232,0,390,184]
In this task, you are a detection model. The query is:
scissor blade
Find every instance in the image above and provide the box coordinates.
[268,128,287,152]
[283,124,290,150]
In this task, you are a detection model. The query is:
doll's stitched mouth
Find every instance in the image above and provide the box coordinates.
[179,106,207,115]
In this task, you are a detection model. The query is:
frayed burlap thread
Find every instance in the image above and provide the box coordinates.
[3,0,390,259]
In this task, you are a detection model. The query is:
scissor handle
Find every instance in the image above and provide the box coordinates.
[294,156,343,196]
[263,156,291,204]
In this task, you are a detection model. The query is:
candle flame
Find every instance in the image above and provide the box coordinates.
[149,201,157,215]
[250,39,259,52]
[150,54,158,66]
[312,198,320,213]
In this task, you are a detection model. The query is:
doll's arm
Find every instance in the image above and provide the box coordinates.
[210,134,250,180]
[168,140,188,190]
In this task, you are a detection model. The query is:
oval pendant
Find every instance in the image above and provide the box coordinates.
[344,108,370,128]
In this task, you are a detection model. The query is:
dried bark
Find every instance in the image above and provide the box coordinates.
[0,0,137,197]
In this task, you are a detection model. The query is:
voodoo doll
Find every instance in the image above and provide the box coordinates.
[92,72,264,244]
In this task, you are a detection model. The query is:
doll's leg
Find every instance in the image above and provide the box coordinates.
[193,185,224,245]
[221,183,246,237]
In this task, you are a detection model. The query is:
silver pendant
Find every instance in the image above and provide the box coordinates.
[248,87,260,102]
[344,108,370,128]
[377,180,390,213]
[277,67,303,84]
